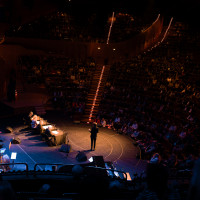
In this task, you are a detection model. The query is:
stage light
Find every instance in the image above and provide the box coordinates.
[88,66,105,121]
[0,148,6,154]
[52,130,58,135]
[88,157,93,162]
[11,152,17,160]
[107,12,115,44]
[42,125,52,129]
[161,17,173,43]
[114,171,119,177]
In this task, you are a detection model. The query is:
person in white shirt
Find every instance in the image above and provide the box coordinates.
[31,115,38,129]
[101,118,106,128]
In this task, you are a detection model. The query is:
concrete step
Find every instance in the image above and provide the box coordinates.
[85,103,101,106]
[90,88,104,92]
[86,100,101,103]
[84,108,99,112]
[86,97,101,101]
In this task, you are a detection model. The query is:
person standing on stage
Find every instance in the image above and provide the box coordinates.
[89,122,98,151]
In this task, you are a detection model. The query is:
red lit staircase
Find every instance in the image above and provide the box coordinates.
[82,65,110,122]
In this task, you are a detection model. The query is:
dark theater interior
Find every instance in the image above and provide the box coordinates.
[0,0,200,199]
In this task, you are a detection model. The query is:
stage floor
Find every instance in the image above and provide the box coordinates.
[0,111,147,179]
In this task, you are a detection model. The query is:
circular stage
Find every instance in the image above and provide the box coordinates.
[0,113,147,179]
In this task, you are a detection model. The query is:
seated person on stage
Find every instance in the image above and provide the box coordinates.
[42,127,52,141]
[24,111,34,127]
[28,111,34,120]
[36,123,42,134]
[31,115,41,134]
[45,127,51,137]
[44,127,57,146]
[31,115,38,129]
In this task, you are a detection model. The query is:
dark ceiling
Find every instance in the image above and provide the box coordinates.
[0,0,200,32]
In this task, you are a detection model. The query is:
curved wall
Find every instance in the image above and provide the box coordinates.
[5,14,164,65]
[0,14,164,98]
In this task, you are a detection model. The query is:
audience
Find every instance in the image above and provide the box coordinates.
[17,55,96,117]
[6,14,200,200]
[96,21,200,175]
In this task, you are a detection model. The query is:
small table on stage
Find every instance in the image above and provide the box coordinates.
[30,115,66,146]
[50,129,66,146]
